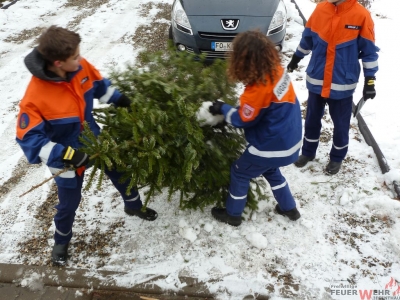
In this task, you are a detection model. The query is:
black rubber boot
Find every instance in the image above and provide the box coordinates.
[294,155,315,168]
[211,207,242,227]
[325,160,342,175]
[124,207,158,221]
[52,243,69,266]
[275,204,301,221]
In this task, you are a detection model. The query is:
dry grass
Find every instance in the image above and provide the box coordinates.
[131,2,172,66]
[3,27,46,44]
[63,0,110,10]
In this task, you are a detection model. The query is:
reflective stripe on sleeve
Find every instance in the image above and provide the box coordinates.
[99,86,116,104]
[297,45,311,55]
[39,141,57,164]
[225,107,236,124]
[362,60,378,69]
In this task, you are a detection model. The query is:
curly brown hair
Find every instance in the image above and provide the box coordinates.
[227,30,280,86]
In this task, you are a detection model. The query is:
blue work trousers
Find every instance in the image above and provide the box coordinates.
[54,168,142,244]
[301,92,353,162]
[226,154,296,217]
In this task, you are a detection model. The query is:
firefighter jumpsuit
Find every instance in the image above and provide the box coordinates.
[16,48,143,245]
[219,66,302,216]
[294,0,379,162]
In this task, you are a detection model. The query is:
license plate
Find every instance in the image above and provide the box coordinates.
[211,42,233,51]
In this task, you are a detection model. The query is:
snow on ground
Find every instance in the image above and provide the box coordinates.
[0,0,400,299]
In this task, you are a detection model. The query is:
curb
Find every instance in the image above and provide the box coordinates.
[0,263,216,298]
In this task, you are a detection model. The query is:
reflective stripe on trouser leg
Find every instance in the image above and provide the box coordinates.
[226,160,252,217]
[104,168,142,210]
[226,153,276,217]
[54,171,85,244]
[302,92,327,157]
[327,96,353,162]
[262,168,296,211]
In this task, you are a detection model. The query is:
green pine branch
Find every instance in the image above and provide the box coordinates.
[79,45,269,211]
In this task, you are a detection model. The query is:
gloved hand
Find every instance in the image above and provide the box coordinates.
[116,94,132,108]
[62,146,89,168]
[363,76,376,100]
[209,100,224,115]
[287,54,302,73]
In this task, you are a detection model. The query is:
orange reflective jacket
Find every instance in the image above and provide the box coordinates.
[221,66,302,167]
[16,48,122,188]
[295,0,379,99]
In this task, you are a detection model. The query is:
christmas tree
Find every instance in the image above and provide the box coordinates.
[80,46,267,212]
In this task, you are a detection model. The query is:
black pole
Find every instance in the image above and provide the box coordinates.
[291,0,400,200]
[352,103,400,199]
[1,0,19,9]
[290,0,307,26]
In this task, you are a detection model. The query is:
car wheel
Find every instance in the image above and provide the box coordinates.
[168,24,173,40]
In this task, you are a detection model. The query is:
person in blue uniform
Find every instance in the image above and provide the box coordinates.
[209,30,302,226]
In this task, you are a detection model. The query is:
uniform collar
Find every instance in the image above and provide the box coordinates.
[327,0,357,13]
[24,48,82,83]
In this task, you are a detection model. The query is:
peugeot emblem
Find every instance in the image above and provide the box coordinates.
[221,19,239,31]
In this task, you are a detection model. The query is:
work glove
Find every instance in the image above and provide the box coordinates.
[62,146,89,168]
[209,100,224,115]
[116,94,132,108]
[363,76,376,100]
[287,54,302,73]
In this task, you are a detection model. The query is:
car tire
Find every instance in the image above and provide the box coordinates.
[168,24,173,40]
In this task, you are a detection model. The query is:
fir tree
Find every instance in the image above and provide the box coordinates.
[80,47,267,211]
